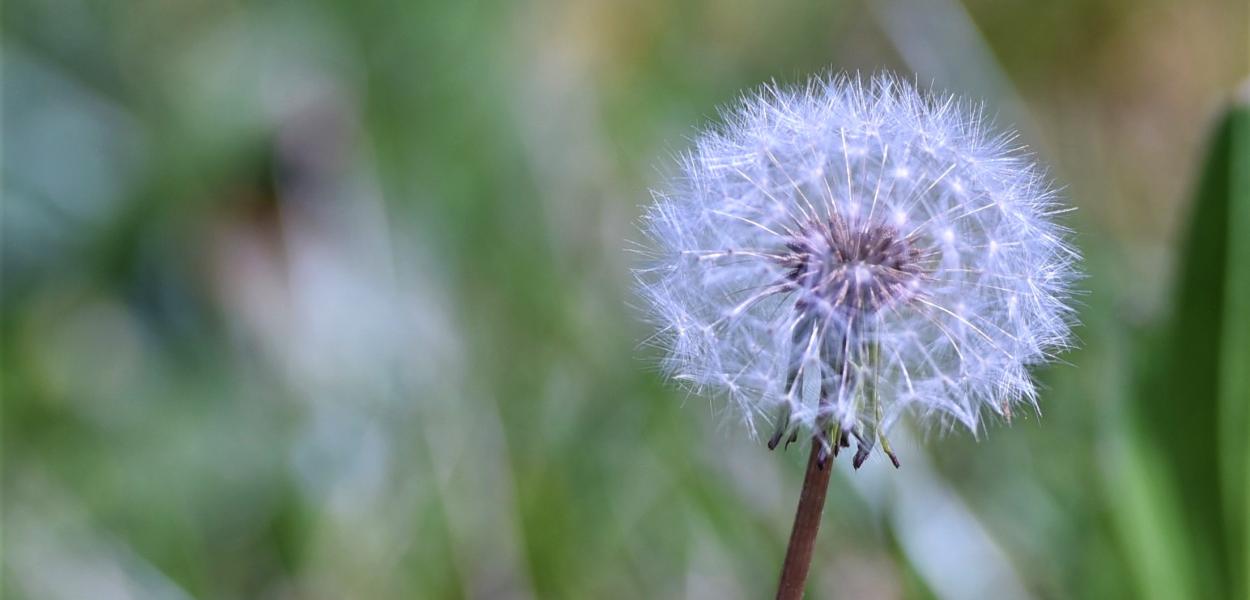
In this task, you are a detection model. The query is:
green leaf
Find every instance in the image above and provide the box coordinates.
[1131,95,1250,599]
[1219,93,1250,600]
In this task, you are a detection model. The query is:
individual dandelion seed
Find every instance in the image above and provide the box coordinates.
[633,72,1080,600]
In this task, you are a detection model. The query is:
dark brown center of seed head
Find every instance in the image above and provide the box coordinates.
[783,216,927,315]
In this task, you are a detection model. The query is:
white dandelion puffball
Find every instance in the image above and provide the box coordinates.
[636,73,1079,466]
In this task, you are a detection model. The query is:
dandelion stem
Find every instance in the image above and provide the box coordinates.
[774,435,833,600]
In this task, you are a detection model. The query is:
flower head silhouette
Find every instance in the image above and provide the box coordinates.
[637,73,1079,467]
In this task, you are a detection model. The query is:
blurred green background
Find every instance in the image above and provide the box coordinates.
[3,1,1248,598]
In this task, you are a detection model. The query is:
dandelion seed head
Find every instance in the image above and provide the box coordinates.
[635,73,1080,460]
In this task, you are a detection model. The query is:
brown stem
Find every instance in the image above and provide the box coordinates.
[774,436,833,600]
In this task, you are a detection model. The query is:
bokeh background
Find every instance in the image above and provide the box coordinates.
[3,1,1248,598]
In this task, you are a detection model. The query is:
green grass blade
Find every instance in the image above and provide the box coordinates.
[1132,97,1250,599]
[1219,92,1250,600]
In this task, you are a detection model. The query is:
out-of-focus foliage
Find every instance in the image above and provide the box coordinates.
[1123,103,1250,600]
[2,0,1246,598]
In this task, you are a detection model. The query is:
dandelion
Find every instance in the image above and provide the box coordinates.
[634,72,1079,599]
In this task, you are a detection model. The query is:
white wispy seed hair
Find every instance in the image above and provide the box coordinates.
[635,73,1079,467]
